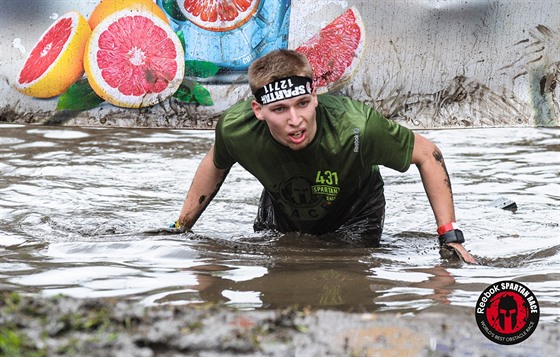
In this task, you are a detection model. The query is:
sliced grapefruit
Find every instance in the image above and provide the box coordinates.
[296,7,365,94]
[88,0,169,29]
[84,8,185,108]
[14,11,91,98]
[178,0,260,32]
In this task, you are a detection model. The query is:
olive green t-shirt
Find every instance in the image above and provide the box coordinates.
[214,94,414,233]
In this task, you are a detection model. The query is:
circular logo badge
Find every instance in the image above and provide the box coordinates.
[475,280,540,345]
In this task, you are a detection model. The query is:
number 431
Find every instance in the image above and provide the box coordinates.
[315,170,339,185]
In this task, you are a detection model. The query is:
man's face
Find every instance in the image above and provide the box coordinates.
[251,93,319,151]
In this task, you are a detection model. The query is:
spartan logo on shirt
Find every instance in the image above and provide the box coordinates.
[279,176,320,207]
[278,174,340,221]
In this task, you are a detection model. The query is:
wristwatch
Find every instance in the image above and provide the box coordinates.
[438,229,465,246]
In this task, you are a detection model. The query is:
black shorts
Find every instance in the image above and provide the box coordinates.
[253,170,386,246]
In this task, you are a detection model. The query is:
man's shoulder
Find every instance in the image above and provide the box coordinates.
[216,98,266,144]
[317,94,370,114]
[317,94,377,127]
[218,99,257,131]
[222,98,254,119]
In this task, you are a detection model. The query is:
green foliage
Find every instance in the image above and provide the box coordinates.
[176,30,186,53]
[0,329,22,357]
[173,80,214,106]
[184,60,220,79]
[163,0,188,21]
[56,79,105,111]
[172,60,218,106]
[0,292,45,356]
[55,60,219,110]
[2,291,21,311]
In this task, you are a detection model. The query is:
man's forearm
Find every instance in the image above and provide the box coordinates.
[417,155,456,227]
[412,134,456,227]
[178,146,229,229]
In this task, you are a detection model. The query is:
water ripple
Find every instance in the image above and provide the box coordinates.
[0,125,558,322]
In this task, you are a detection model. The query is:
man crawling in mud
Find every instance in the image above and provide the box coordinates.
[170,49,477,264]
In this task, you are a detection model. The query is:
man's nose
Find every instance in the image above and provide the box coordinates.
[288,107,302,126]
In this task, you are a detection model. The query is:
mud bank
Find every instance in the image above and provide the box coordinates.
[1,291,557,357]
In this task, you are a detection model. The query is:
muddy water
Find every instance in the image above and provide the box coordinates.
[0,124,558,323]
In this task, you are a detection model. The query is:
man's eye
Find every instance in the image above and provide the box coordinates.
[298,101,309,107]
[273,107,285,113]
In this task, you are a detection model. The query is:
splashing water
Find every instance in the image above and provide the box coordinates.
[0,124,558,323]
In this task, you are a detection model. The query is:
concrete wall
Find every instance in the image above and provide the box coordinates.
[1,0,558,129]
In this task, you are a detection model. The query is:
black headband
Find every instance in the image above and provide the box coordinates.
[254,76,313,105]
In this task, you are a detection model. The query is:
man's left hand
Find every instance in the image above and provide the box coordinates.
[143,227,187,235]
[440,242,478,264]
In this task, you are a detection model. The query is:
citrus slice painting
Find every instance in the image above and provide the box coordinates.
[84,8,185,108]
[178,0,260,32]
[296,7,365,94]
[14,11,92,99]
[88,0,169,29]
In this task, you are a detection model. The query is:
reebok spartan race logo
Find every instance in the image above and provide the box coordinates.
[475,280,539,345]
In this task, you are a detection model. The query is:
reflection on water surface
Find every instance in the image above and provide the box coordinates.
[0,124,558,323]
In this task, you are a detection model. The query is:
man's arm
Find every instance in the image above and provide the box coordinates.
[177,145,230,230]
[411,133,477,264]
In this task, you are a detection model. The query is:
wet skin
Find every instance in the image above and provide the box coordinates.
[251,93,319,150]
[179,94,477,264]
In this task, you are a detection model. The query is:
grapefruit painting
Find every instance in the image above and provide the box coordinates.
[88,0,169,29]
[158,0,291,80]
[13,0,189,110]
[178,0,260,32]
[84,5,185,108]
[12,0,365,114]
[296,7,365,94]
[14,11,91,98]
[4,1,558,129]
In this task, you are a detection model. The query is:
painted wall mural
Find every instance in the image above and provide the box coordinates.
[0,0,558,129]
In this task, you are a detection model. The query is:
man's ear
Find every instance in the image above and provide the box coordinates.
[251,100,265,121]
[312,91,319,107]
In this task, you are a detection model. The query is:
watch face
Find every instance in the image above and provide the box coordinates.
[439,229,464,245]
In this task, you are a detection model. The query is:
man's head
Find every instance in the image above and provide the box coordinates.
[248,49,314,95]
[249,50,318,151]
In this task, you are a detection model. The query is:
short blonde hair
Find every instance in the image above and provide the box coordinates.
[248,49,314,95]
